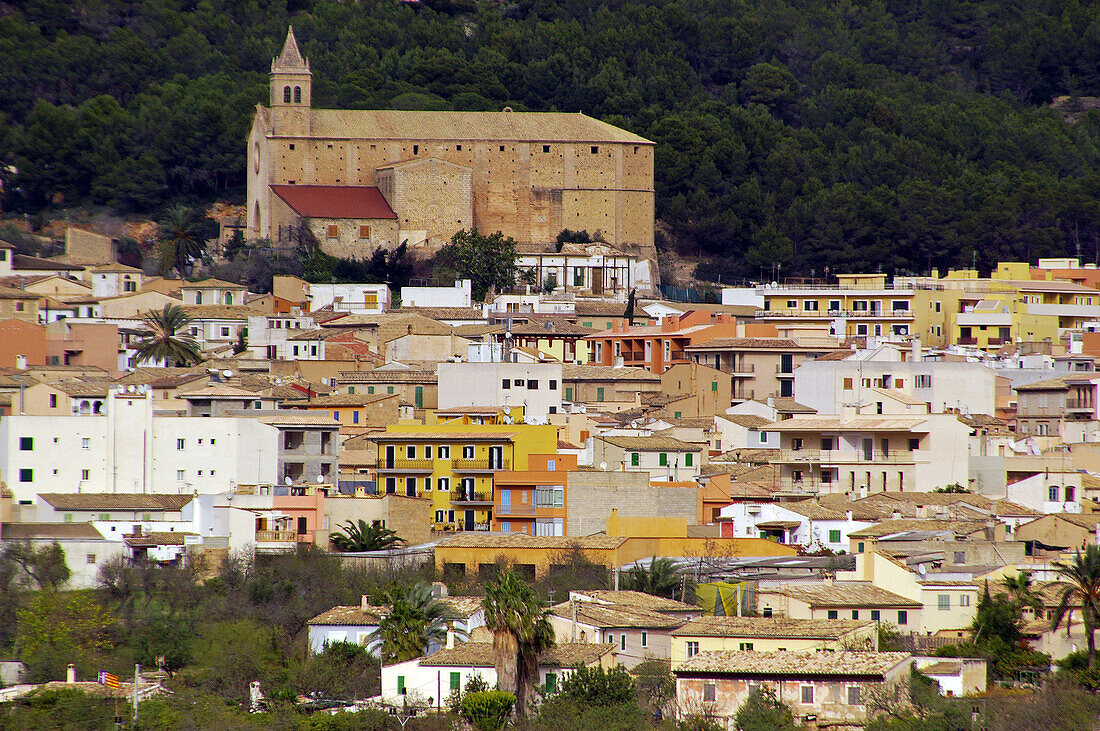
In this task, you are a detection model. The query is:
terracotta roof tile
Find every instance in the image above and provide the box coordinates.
[38,493,192,511]
[766,581,921,608]
[672,617,874,639]
[675,650,911,677]
[440,533,627,550]
[271,185,397,219]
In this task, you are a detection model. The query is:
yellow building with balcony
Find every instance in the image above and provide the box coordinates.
[373,423,558,531]
[755,274,916,340]
[902,262,1100,350]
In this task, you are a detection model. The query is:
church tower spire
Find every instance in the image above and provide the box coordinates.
[269,26,311,136]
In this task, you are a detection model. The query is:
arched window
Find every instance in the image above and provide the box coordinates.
[195,292,203,305]
[225,293,233,305]
[283,86,291,103]
[293,86,301,104]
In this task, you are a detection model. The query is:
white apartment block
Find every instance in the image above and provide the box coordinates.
[400,279,471,308]
[0,390,278,502]
[794,360,997,417]
[719,502,874,553]
[437,361,563,424]
[246,313,315,360]
[307,283,389,313]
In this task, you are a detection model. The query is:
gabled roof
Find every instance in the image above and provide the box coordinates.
[38,493,193,511]
[765,581,921,608]
[272,185,397,220]
[308,604,389,626]
[1,523,104,540]
[578,590,700,614]
[12,254,83,272]
[598,435,700,451]
[418,642,616,668]
[180,278,247,290]
[675,650,911,677]
[550,601,684,629]
[560,363,660,381]
[306,110,652,145]
[672,617,874,639]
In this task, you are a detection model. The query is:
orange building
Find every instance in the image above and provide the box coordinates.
[271,488,327,546]
[492,453,575,535]
[584,310,742,373]
[0,319,46,368]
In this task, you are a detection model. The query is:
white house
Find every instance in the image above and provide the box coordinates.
[1006,470,1085,514]
[437,361,563,424]
[381,642,617,707]
[514,242,657,297]
[307,283,389,314]
[180,278,248,306]
[719,500,874,552]
[0,389,279,502]
[245,313,315,360]
[400,280,471,308]
[86,263,144,298]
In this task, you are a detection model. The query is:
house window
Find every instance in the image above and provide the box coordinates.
[703,683,716,702]
[1049,486,1060,502]
[283,86,291,103]
[549,379,557,390]
[829,529,841,543]
[871,610,880,621]
[591,145,599,154]
[641,631,647,647]
[502,379,510,390]
[658,453,667,466]
[327,224,339,239]
[827,610,838,620]
[801,686,814,704]
[18,469,32,482]
[407,445,417,459]
[852,610,859,620]
[449,672,461,691]
[738,642,753,651]
[425,445,433,460]
[847,686,861,705]
[544,672,557,693]
[18,437,32,450]
[385,478,396,494]
[938,594,950,610]
[565,387,573,401]
[176,470,185,481]
[82,469,90,481]
[686,641,700,658]
[359,225,371,239]
[908,438,920,451]
[960,595,971,607]
[858,542,865,553]
[439,446,450,459]
[398,676,406,694]
[597,387,605,401]
[438,477,450,491]
[463,445,474,459]
[897,611,908,625]
[685,453,693,467]
[543,145,550,153]
[527,379,538,389]
[87,553,97,564]
[436,510,444,523]
[621,634,626,651]
[631,453,639,466]
[220,327,230,337]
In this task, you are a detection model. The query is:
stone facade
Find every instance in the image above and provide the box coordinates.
[565,471,697,537]
[377,158,473,248]
[248,28,654,253]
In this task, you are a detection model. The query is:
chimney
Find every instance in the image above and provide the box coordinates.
[361,594,370,612]
[911,337,921,362]
[446,624,456,650]
[66,663,76,683]
[891,510,901,520]
[845,510,853,522]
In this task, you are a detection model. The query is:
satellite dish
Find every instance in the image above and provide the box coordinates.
[275,378,283,385]
[316,475,324,484]
[917,564,927,575]
[222,370,233,378]
[599,462,607,470]
[284,476,293,486]
[127,385,136,393]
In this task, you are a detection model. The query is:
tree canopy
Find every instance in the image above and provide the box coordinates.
[6,1,1100,274]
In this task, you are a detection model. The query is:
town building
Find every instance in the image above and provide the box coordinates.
[670,617,879,668]
[754,274,917,340]
[248,28,655,253]
[586,311,740,373]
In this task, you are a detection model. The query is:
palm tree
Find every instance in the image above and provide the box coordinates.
[159,204,206,276]
[1052,545,1100,668]
[999,571,1043,618]
[369,582,459,663]
[482,568,555,717]
[621,556,684,600]
[329,520,404,552]
[133,304,202,366]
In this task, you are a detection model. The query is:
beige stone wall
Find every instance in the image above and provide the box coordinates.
[252,127,655,249]
[306,217,399,259]
[379,159,473,246]
[64,228,115,265]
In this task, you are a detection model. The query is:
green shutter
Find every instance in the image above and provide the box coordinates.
[450,672,461,691]
[348,386,355,394]
[658,453,667,466]
[398,676,406,693]
[711,381,718,392]
[829,529,841,543]
[631,452,639,466]
[367,386,375,394]
[415,386,424,408]
[685,453,693,467]
[565,387,573,401]
[597,387,604,401]
[545,672,557,692]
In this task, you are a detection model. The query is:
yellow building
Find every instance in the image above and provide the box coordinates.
[373,423,557,530]
[669,616,879,669]
[756,274,916,340]
[901,262,1100,350]
[434,532,797,580]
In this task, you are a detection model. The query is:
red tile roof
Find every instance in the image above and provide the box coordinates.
[271,185,397,220]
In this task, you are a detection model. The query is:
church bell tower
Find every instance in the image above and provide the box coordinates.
[270,26,311,137]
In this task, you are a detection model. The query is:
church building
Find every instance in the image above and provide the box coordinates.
[246,28,656,260]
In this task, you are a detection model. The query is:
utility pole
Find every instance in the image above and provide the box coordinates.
[133,663,140,726]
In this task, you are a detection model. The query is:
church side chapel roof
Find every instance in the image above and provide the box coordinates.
[271,185,397,220]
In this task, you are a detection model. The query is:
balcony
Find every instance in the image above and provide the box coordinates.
[255,530,299,550]
[776,448,918,465]
[957,337,978,345]
[1066,399,1095,413]
[452,491,494,505]
[377,459,434,473]
[496,503,537,516]
[453,458,510,472]
[729,363,755,377]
